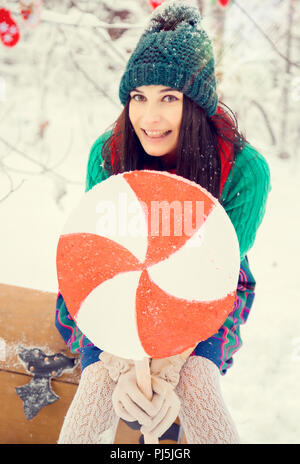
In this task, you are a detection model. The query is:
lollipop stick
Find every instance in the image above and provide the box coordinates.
[135,358,159,445]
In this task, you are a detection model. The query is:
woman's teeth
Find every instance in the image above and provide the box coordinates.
[143,129,171,138]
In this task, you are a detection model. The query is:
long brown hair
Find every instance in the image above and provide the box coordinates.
[98,96,248,199]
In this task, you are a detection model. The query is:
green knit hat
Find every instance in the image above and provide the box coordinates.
[119,0,218,118]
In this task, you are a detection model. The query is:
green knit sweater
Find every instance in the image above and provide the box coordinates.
[85,131,271,262]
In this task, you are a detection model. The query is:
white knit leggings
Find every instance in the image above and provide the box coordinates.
[58,356,239,444]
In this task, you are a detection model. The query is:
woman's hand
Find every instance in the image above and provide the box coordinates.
[99,351,134,382]
[140,376,181,438]
[150,346,195,389]
[142,348,195,438]
[101,349,194,437]
[111,366,164,426]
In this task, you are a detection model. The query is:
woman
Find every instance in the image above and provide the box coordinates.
[56,0,271,444]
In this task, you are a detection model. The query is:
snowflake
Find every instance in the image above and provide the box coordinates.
[0,21,8,32]
[3,33,12,43]
[9,25,17,35]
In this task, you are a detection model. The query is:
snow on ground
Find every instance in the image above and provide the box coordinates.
[222,153,300,444]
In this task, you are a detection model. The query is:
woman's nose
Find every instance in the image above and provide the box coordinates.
[141,103,162,125]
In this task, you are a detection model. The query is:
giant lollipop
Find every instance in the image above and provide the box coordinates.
[56,170,240,442]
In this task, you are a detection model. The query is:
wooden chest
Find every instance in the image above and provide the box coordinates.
[0,283,81,444]
[0,283,183,444]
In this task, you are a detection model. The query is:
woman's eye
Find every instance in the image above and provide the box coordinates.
[163,95,178,102]
[131,94,144,101]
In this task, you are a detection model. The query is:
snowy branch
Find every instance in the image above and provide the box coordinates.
[234,0,300,68]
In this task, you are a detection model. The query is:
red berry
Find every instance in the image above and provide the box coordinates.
[218,0,230,6]
[149,0,164,10]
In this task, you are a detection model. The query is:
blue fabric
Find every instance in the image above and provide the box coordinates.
[80,345,103,372]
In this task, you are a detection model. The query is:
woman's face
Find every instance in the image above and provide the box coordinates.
[128,85,183,160]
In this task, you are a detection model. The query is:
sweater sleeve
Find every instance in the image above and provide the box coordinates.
[85,130,113,193]
[220,143,271,261]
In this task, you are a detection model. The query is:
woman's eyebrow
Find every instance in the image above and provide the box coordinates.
[130,87,178,93]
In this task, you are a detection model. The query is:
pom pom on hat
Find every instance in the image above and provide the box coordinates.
[146,0,202,32]
[119,0,218,117]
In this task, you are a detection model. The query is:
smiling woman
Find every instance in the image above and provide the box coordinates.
[128,85,183,168]
[56,0,271,445]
